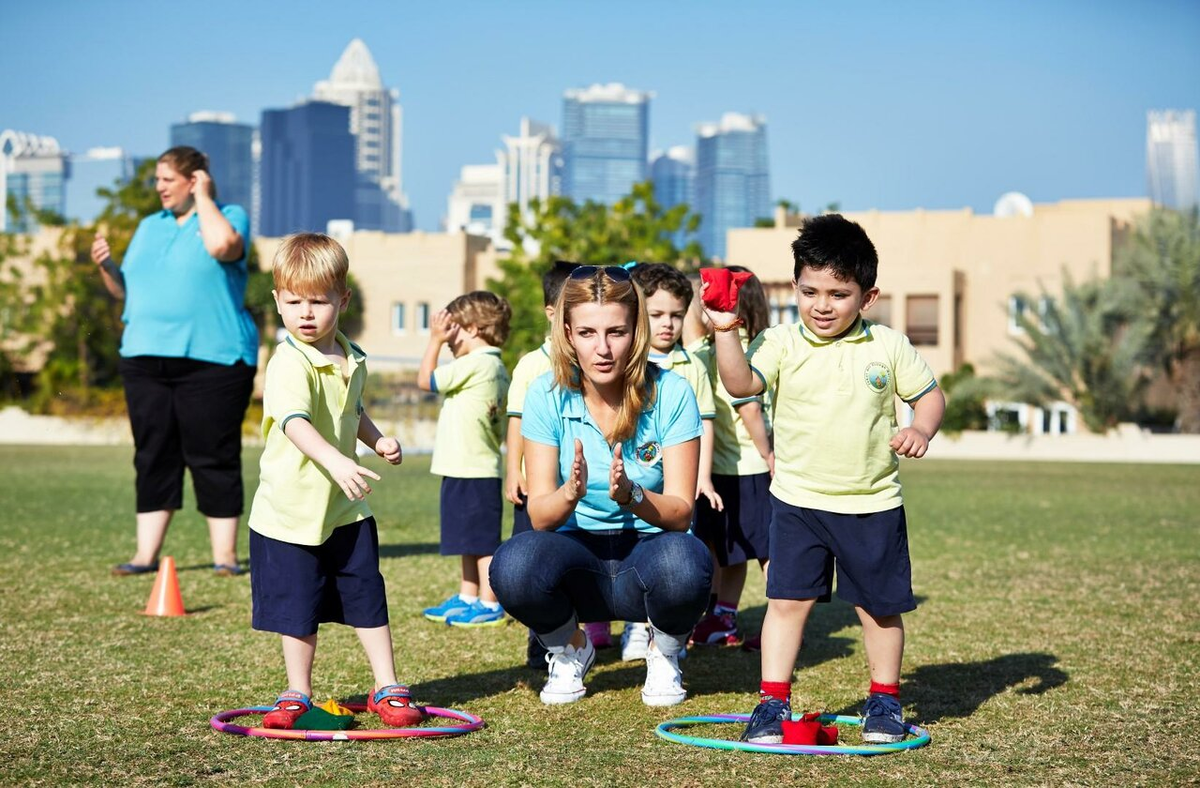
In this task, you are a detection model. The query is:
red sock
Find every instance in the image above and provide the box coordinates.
[760,681,791,704]
[870,681,900,698]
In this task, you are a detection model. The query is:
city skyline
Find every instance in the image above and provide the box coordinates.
[2,2,1199,233]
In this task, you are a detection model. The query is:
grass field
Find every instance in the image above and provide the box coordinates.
[0,446,1197,786]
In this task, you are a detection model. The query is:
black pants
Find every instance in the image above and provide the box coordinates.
[119,356,255,517]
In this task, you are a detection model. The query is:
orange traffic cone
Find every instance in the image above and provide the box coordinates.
[143,556,187,617]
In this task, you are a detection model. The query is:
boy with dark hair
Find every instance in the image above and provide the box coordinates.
[703,214,945,745]
[505,262,573,666]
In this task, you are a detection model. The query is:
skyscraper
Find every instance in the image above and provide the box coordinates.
[695,113,770,260]
[650,146,696,249]
[446,164,504,240]
[1147,109,1199,211]
[258,102,356,237]
[313,39,411,232]
[170,112,255,221]
[499,117,563,220]
[0,130,68,234]
[562,83,651,206]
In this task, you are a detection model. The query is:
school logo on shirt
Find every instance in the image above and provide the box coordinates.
[864,362,890,393]
[634,441,662,467]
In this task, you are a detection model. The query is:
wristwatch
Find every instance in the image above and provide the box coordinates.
[619,481,644,510]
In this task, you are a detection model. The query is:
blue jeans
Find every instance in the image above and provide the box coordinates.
[490,528,712,656]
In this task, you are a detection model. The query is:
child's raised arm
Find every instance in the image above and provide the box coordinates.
[417,309,459,391]
[700,281,763,399]
[283,418,381,500]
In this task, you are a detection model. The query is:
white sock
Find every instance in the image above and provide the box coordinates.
[480,600,501,611]
[460,594,479,604]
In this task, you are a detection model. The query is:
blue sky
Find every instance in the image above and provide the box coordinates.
[4,1,1199,231]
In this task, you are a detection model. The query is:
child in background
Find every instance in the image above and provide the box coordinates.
[622,262,719,660]
[505,262,573,666]
[704,214,945,745]
[691,266,775,648]
[249,233,421,730]
[419,291,512,628]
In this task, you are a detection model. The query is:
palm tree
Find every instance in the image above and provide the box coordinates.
[974,273,1152,433]
[1115,208,1200,433]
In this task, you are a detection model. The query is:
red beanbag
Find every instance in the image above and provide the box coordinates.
[700,268,754,312]
[781,712,839,745]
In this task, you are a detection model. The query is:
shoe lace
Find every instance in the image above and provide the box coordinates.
[546,647,585,682]
[864,694,901,720]
[757,697,789,722]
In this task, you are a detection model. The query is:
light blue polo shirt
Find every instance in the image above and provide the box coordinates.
[521,366,703,534]
[119,205,258,365]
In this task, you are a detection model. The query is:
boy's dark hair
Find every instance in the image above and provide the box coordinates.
[630,262,693,309]
[791,214,878,290]
[544,262,576,307]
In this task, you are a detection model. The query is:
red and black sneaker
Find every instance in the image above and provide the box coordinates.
[368,684,425,727]
[691,611,739,646]
[261,690,311,729]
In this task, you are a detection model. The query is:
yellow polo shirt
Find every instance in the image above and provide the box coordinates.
[655,344,716,421]
[747,318,936,514]
[431,346,509,478]
[507,341,553,417]
[693,333,772,476]
[249,331,372,546]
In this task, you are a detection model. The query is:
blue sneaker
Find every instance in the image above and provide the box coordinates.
[423,594,471,622]
[446,601,507,628]
[861,693,907,743]
[740,697,791,743]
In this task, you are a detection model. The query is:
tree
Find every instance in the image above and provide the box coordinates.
[1116,208,1200,432]
[489,181,703,366]
[938,363,989,433]
[970,273,1152,433]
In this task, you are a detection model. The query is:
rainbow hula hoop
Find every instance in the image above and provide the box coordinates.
[655,713,930,756]
[211,702,484,741]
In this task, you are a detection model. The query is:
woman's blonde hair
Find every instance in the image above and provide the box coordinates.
[446,291,512,346]
[550,268,654,444]
[272,233,349,295]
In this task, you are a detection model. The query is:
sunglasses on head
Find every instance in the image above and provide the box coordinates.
[566,264,633,282]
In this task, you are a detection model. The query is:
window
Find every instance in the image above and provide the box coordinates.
[1008,295,1027,335]
[870,295,892,327]
[417,302,430,333]
[391,303,406,335]
[905,295,939,346]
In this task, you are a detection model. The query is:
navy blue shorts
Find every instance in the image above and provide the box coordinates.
[694,473,771,566]
[249,517,389,638]
[440,477,503,556]
[511,492,533,537]
[765,496,916,617]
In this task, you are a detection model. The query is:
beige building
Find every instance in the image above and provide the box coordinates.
[728,197,1150,375]
[727,197,1153,433]
[256,229,501,369]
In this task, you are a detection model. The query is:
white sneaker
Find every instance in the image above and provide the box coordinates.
[539,637,596,705]
[621,622,651,662]
[641,644,686,706]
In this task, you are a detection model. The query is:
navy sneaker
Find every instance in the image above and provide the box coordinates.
[861,692,907,743]
[740,697,791,743]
